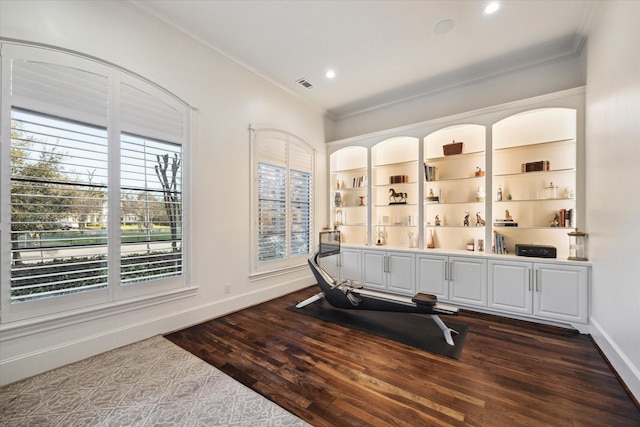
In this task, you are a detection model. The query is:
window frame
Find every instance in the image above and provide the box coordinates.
[0,42,192,324]
[250,127,315,277]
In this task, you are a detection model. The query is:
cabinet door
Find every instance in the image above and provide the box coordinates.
[362,251,387,290]
[386,252,415,296]
[488,260,532,314]
[318,254,340,279]
[449,257,487,307]
[534,263,588,324]
[416,254,448,300]
[341,248,361,284]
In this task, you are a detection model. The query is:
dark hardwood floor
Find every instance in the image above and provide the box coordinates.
[166,285,640,426]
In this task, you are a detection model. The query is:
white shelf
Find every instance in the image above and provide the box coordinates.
[328,92,582,256]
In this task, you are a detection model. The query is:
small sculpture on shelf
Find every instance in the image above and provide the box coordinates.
[435,215,441,226]
[388,188,407,204]
[550,211,561,227]
[475,167,485,177]
[475,212,485,227]
[505,210,512,220]
[463,212,470,227]
[375,227,385,246]
[358,196,366,206]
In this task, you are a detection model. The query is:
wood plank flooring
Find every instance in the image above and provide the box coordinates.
[165,285,640,426]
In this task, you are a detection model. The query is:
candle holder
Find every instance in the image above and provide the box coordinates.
[567,228,587,261]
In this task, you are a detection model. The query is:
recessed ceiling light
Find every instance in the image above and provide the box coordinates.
[433,19,455,35]
[484,1,501,15]
[326,69,336,79]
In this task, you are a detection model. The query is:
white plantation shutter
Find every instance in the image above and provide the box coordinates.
[1,42,190,322]
[257,134,287,262]
[120,80,185,142]
[252,129,314,272]
[8,45,110,128]
[289,142,313,257]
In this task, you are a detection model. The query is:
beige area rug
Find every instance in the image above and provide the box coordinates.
[0,336,311,426]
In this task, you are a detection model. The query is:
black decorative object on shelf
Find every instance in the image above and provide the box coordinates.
[388,188,407,204]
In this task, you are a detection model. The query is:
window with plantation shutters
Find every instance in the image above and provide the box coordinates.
[10,109,109,304]
[120,135,183,285]
[0,42,190,323]
[251,129,314,273]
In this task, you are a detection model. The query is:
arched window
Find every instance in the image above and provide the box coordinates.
[0,43,191,322]
[250,128,314,275]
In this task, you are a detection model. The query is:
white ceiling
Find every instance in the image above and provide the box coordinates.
[127,0,594,119]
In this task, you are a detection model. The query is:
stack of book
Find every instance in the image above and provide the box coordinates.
[424,163,438,182]
[494,231,507,254]
[352,175,367,188]
[493,219,518,227]
[559,208,573,228]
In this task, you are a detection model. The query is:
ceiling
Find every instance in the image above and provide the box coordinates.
[127,0,594,119]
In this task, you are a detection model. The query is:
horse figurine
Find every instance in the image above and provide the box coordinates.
[463,212,470,227]
[389,188,407,204]
[476,212,486,226]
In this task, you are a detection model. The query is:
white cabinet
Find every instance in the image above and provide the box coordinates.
[341,248,362,283]
[534,263,588,325]
[318,254,340,279]
[488,260,533,314]
[488,259,589,327]
[416,254,486,307]
[318,248,362,284]
[448,256,487,308]
[362,250,415,295]
[416,254,448,299]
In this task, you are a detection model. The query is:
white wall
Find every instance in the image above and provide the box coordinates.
[0,0,327,385]
[584,1,640,400]
[329,51,586,141]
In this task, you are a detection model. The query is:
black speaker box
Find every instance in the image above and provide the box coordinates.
[515,244,557,258]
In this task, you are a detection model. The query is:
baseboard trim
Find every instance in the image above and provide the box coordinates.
[589,318,640,405]
[0,277,310,386]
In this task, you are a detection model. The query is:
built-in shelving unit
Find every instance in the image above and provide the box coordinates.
[329,146,368,245]
[324,89,588,331]
[423,124,486,251]
[326,89,584,260]
[371,137,419,248]
[492,108,577,256]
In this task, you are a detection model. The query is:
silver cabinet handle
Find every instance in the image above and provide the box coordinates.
[449,261,454,282]
[528,268,532,291]
[444,260,448,281]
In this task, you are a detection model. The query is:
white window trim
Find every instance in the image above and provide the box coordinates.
[0,40,194,324]
[249,126,315,277]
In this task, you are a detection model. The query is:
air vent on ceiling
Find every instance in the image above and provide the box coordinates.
[296,78,314,89]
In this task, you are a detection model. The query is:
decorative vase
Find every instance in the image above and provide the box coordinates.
[334,191,342,207]
[427,229,435,249]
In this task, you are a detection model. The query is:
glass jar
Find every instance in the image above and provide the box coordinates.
[544,182,558,199]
